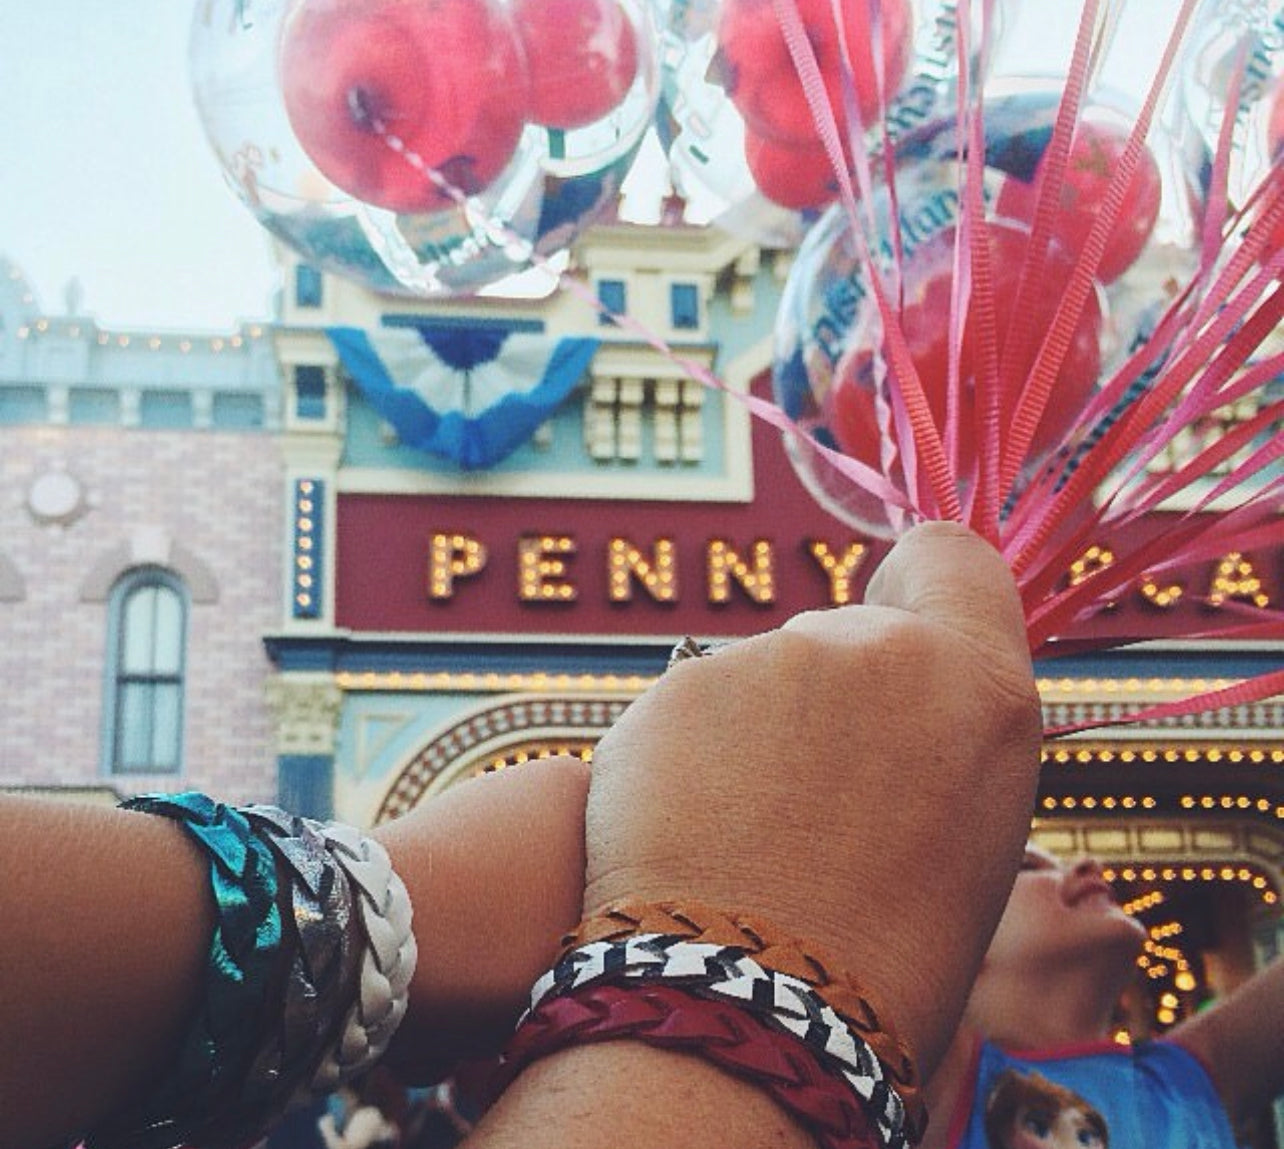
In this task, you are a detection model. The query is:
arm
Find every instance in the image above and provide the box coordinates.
[465,522,1044,1149]
[0,753,589,1149]
[0,795,213,1149]
[373,752,590,1079]
[1169,953,1284,1124]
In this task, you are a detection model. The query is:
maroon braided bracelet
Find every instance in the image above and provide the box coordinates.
[493,981,884,1149]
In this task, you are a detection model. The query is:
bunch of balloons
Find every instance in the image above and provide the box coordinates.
[772,77,1187,536]
[191,0,656,295]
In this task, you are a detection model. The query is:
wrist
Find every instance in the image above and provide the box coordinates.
[474,1042,837,1149]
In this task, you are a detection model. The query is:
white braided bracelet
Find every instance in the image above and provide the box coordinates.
[309,820,418,1093]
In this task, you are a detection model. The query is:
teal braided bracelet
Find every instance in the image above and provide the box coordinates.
[84,792,285,1149]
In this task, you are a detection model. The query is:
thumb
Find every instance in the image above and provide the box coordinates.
[864,522,1031,666]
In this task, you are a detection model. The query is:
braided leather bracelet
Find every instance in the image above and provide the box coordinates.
[85,794,285,1149]
[498,982,884,1149]
[564,899,925,1138]
[526,936,914,1148]
[308,820,418,1090]
[81,796,416,1149]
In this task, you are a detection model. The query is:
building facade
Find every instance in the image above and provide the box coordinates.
[0,254,284,804]
[2,205,1283,1138]
[265,213,1284,1126]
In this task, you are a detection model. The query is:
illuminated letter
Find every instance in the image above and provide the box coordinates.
[608,537,678,603]
[1068,544,1115,587]
[807,540,868,605]
[1208,552,1270,609]
[707,538,776,605]
[429,533,487,600]
[1138,574,1183,609]
[518,535,578,602]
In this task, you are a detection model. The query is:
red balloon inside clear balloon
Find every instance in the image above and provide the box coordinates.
[828,224,1103,475]
[513,0,640,129]
[279,0,529,214]
[715,0,912,148]
[744,130,839,211]
[995,117,1162,284]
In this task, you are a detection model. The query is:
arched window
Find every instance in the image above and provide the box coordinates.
[105,569,187,774]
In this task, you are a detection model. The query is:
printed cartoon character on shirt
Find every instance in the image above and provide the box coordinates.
[985,1069,1109,1149]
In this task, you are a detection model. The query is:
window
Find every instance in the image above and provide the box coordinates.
[597,279,626,325]
[106,570,187,774]
[295,365,327,420]
[296,264,324,308]
[670,282,700,330]
[212,392,264,429]
[139,390,194,429]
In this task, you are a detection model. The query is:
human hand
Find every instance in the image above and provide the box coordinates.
[374,753,590,1080]
[581,521,1043,1076]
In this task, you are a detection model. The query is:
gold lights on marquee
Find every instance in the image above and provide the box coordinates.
[1139,576,1183,609]
[418,531,1279,611]
[807,541,867,605]
[429,533,489,600]
[519,535,578,602]
[1041,745,1284,765]
[1069,545,1115,586]
[608,537,678,602]
[482,742,597,774]
[1100,860,1279,908]
[1208,552,1271,608]
[292,479,323,619]
[707,538,775,605]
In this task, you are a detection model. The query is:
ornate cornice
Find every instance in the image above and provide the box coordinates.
[264,673,343,756]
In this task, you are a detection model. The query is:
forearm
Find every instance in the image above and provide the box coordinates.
[0,794,213,1149]
[372,756,590,1080]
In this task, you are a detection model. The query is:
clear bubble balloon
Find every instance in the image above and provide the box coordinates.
[773,80,1196,537]
[653,0,1003,246]
[190,0,657,296]
[1176,0,1284,256]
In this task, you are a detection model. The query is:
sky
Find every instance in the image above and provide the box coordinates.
[0,0,1184,334]
[1,2,284,332]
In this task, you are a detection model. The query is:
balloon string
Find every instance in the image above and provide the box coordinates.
[999,0,1198,505]
[363,32,1284,700]
[992,0,1100,496]
[367,114,917,511]
[769,0,961,525]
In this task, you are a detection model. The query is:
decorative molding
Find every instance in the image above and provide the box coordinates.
[336,669,657,694]
[1031,817,1283,902]
[78,533,219,603]
[264,673,344,756]
[1041,697,1284,735]
[0,552,24,602]
[375,694,629,822]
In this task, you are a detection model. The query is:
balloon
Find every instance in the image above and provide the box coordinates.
[994,112,1163,284]
[743,131,841,212]
[1176,1,1284,254]
[714,0,912,146]
[772,88,1161,538]
[654,0,992,243]
[515,0,641,130]
[190,0,657,297]
[279,0,529,215]
[826,222,1103,475]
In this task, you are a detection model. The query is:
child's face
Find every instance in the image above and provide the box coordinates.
[982,844,1144,977]
[1008,1103,1106,1149]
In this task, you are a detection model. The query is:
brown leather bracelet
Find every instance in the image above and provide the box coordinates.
[563,899,926,1141]
[496,981,886,1149]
